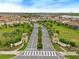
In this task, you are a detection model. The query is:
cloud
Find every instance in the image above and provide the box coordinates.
[57,0,71,2]
[0,0,24,12]
[0,0,23,3]
[0,0,79,12]
[0,3,24,12]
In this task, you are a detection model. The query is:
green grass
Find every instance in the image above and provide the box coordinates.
[53,43,64,51]
[53,24,79,46]
[0,44,22,51]
[19,43,28,51]
[18,25,33,51]
[44,20,79,46]
[0,23,33,50]
[65,56,78,59]
[0,54,15,59]
[37,26,43,50]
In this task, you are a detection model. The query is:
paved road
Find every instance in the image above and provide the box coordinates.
[20,51,57,56]
[26,24,38,51]
[42,26,54,51]
[42,26,64,59]
[15,56,58,59]
[13,24,64,59]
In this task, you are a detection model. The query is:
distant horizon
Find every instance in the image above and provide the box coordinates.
[0,12,79,14]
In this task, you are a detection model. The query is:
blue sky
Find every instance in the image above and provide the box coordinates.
[0,0,79,12]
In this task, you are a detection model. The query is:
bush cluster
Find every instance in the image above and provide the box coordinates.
[60,38,76,47]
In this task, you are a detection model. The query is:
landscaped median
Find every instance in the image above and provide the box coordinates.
[37,26,43,50]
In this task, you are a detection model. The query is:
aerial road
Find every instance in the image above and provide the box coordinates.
[13,23,64,59]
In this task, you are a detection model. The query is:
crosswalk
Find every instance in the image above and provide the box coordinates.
[21,51,57,56]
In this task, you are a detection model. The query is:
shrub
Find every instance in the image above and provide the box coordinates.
[60,38,76,47]
[37,43,42,49]
[55,30,59,34]
[70,41,76,47]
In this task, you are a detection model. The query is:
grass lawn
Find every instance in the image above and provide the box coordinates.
[45,21,79,46]
[18,43,28,51]
[65,55,78,59]
[53,43,64,51]
[0,54,15,59]
[0,23,32,50]
[52,24,79,45]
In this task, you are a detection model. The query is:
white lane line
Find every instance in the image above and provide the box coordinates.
[36,51,37,56]
[32,51,34,56]
[24,51,26,56]
[35,51,37,56]
[48,51,50,56]
[38,51,39,56]
[22,51,57,56]
[53,52,56,56]
[40,51,42,56]
[45,51,46,56]
[31,51,32,56]
[51,51,54,56]
[33,51,35,56]
[49,51,51,56]
[43,51,45,56]
[42,51,43,56]
[46,51,48,56]
[29,51,31,56]
[28,51,30,56]
[50,51,52,56]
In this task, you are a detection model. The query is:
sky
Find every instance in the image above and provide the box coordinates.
[0,0,79,12]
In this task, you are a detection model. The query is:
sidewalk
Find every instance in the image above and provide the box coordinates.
[59,52,78,56]
[0,51,21,55]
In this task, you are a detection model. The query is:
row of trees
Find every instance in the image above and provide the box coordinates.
[44,20,79,30]
[50,20,78,30]
[0,22,29,28]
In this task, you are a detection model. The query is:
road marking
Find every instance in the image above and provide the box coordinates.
[22,51,57,56]
[51,51,54,56]
[46,51,48,56]
[53,52,56,56]
[43,51,45,56]
[24,51,26,55]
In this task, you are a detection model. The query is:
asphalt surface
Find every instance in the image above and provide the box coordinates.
[14,56,58,59]
[14,24,64,59]
[42,26,54,51]
[42,26,64,59]
[26,24,38,51]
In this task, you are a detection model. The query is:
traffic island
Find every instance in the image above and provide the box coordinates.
[37,26,43,50]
